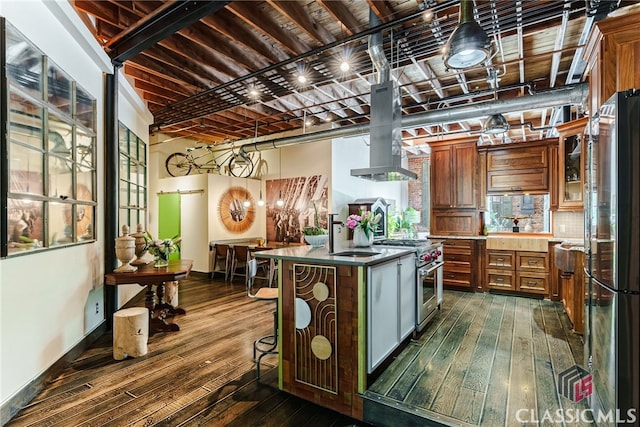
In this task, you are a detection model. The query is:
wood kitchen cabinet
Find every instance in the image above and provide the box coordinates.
[486,249,549,295]
[559,251,585,334]
[556,117,588,211]
[485,142,550,194]
[431,141,477,209]
[430,139,478,235]
[442,239,474,290]
[549,143,559,211]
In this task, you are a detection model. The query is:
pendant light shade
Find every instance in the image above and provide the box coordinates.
[443,0,490,70]
[483,113,510,134]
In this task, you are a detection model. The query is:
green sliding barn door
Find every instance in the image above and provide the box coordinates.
[158,193,181,260]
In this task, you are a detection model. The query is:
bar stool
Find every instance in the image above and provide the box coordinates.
[249,247,271,284]
[211,243,230,280]
[246,259,278,379]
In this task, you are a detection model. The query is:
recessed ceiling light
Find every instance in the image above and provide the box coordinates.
[340,60,350,72]
[297,74,307,84]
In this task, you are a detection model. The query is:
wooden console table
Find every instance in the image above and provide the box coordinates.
[105,259,193,334]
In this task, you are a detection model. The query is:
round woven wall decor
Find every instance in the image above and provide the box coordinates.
[218,187,255,233]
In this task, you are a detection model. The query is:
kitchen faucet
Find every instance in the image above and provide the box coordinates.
[328,213,344,254]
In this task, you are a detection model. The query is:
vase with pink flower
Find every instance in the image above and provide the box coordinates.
[143,233,181,267]
[346,211,381,248]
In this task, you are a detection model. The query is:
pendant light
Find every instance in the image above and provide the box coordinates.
[257,152,265,206]
[443,0,491,70]
[276,148,284,207]
[243,177,251,207]
[483,68,509,135]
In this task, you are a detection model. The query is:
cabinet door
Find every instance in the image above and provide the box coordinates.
[454,143,477,208]
[431,146,453,209]
[557,118,587,211]
[368,261,399,373]
[549,144,559,210]
[398,254,416,341]
[431,210,477,236]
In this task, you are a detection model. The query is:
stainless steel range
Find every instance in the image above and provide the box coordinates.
[373,239,444,332]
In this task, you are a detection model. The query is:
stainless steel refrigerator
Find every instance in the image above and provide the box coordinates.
[585,89,640,424]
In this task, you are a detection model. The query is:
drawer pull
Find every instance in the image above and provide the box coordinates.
[527,260,539,264]
[496,277,504,282]
[527,280,538,285]
[448,274,455,278]
[497,257,504,261]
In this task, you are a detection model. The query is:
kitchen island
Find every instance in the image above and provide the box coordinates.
[254,245,415,421]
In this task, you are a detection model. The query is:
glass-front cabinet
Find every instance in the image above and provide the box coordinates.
[556,117,588,211]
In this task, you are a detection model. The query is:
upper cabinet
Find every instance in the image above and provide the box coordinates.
[484,142,550,194]
[583,10,640,114]
[430,140,478,236]
[556,117,588,211]
[431,141,477,209]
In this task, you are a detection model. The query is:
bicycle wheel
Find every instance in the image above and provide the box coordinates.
[228,152,255,178]
[166,153,192,176]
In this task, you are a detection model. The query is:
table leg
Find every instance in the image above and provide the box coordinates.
[155,281,186,315]
[147,283,180,334]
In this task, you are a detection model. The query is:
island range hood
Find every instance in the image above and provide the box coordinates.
[351,10,417,181]
[350,80,417,181]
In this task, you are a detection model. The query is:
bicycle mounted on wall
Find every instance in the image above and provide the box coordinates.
[165,145,256,178]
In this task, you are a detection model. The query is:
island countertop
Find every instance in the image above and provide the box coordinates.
[253,244,414,266]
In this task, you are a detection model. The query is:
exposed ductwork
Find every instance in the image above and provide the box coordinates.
[349,9,418,181]
[236,82,588,155]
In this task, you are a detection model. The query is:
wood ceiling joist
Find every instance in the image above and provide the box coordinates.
[200,11,286,64]
[123,62,201,94]
[134,80,186,103]
[159,33,248,81]
[317,0,364,36]
[105,1,231,64]
[139,47,221,89]
[366,0,395,22]
[179,21,270,72]
[227,1,310,57]
[267,0,336,46]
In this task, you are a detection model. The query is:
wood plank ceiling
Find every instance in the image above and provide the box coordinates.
[71,0,622,152]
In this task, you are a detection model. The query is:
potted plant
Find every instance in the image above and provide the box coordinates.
[302,202,328,247]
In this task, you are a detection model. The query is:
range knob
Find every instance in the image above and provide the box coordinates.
[436,249,442,256]
[422,253,432,262]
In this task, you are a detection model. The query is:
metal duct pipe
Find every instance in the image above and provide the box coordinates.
[238,82,588,154]
[368,9,389,84]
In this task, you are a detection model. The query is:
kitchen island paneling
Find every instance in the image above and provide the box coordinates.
[255,245,415,421]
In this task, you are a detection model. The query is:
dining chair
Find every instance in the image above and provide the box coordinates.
[211,243,230,280]
[229,245,250,283]
[246,258,278,379]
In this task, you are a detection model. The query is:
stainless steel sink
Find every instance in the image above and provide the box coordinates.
[331,250,381,257]
[554,244,579,272]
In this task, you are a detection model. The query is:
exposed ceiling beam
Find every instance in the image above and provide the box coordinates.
[107,1,231,65]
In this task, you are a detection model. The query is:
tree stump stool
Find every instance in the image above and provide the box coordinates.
[113,307,149,360]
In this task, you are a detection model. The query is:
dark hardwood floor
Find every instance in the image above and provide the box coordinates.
[6,273,587,427]
[364,290,590,427]
[6,273,365,427]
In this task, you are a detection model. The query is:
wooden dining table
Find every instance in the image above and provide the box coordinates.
[105,259,193,334]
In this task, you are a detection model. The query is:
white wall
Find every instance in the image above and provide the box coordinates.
[0,1,152,410]
[331,135,407,243]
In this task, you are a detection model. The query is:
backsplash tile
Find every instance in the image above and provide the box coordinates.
[554,211,584,239]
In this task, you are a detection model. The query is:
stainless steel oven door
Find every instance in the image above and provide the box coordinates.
[417,261,443,332]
